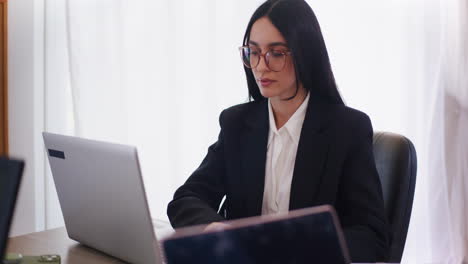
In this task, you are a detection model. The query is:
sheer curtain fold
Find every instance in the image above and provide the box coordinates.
[43,0,468,262]
[428,0,468,262]
[66,0,127,141]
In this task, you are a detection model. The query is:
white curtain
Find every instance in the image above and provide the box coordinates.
[43,0,468,262]
[427,0,468,262]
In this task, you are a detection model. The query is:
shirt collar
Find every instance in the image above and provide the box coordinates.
[268,92,310,146]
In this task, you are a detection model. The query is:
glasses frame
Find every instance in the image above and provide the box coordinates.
[239,45,292,72]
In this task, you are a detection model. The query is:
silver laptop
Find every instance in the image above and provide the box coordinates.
[163,205,351,264]
[43,132,170,264]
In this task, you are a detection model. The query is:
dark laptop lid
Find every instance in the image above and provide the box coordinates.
[0,157,24,261]
[163,205,351,264]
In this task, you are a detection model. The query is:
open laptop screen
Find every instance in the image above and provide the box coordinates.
[163,205,351,264]
[0,158,24,261]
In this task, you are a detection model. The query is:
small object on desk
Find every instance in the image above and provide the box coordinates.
[3,253,22,264]
[37,255,60,263]
[4,254,60,264]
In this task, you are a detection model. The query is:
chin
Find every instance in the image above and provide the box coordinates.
[259,87,279,99]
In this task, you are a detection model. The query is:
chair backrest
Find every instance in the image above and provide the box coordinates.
[372,132,417,262]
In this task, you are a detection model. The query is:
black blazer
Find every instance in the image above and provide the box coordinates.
[167,98,389,262]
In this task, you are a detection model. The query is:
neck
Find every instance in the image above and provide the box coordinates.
[270,87,308,129]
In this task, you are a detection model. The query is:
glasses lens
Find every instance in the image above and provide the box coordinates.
[266,49,286,71]
[241,47,260,68]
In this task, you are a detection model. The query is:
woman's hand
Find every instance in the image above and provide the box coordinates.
[204,222,230,232]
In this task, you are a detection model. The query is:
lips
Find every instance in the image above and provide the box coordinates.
[259,78,276,87]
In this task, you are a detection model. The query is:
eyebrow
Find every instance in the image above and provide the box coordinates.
[248,40,288,47]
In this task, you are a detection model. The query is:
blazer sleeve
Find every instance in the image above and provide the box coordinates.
[167,111,227,228]
[336,114,389,262]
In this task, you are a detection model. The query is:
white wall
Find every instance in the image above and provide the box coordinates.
[8,0,45,236]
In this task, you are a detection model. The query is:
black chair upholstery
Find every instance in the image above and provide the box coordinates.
[372,132,417,262]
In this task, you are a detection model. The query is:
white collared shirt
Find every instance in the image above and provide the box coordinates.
[261,92,310,215]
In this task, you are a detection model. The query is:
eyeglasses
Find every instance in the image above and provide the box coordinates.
[239,46,292,72]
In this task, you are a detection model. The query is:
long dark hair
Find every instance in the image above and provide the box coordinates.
[243,0,344,104]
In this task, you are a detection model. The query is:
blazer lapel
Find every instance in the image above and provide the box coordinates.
[239,98,333,215]
[240,100,269,217]
[289,100,331,210]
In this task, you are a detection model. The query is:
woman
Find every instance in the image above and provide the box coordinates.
[167,0,388,262]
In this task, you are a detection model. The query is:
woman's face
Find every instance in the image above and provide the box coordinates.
[249,17,299,100]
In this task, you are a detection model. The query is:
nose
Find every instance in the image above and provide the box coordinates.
[255,54,270,73]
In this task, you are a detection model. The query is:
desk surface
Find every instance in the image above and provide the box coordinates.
[7,227,124,264]
[7,226,396,264]
[6,219,175,264]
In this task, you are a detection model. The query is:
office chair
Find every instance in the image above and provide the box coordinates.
[372,132,417,263]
